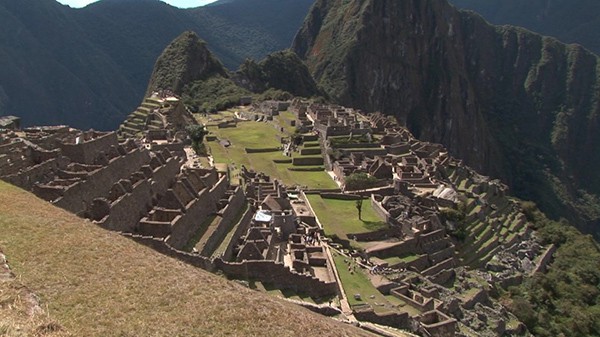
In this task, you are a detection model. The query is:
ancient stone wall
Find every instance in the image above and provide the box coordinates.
[215,259,336,298]
[390,286,435,312]
[4,158,63,191]
[124,234,215,271]
[165,174,229,249]
[208,174,229,201]
[367,238,418,258]
[429,245,455,265]
[99,157,181,231]
[101,180,153,231]
[54,149,150,215]
[333,143,382,149]
[419,311,457,337]
[300,148,322,155]
[427,269,455,285]
[292,156,324,166]
[245,147,281,153]
[406,255,430,271]
[151,142,185,158]
[353,307,411,330]
[32,182,66,201]
[147,156,182,194]
[222,207,254,261]
[320,193,362,200]
[199,187,246,256]
[349,228,402,242]
[533,244,557,274]
[167,189,216,249]
[59,132,118,165]
[371,196,392,223]
[422,258,455,277]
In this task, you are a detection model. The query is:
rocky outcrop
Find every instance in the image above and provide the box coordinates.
[234,50,323,98]
[292,0,600,236]
[146,31,228,95]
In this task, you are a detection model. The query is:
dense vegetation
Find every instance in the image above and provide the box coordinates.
[146,31,228,95]
[0,0,314,129]
[344,172,379,191]
[183,76,251,112]
[235,50,323,98]
[505,203,600,336]
[148,32,321,113]
[450,0,600,55]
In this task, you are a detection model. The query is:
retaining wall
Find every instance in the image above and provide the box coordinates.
[199,187,246,256]
[222,207,254,261]
[55,149,151,215]
[292,156,324,166]
[124,233,215,271]
[215,259,336,298]
[353,306,411,329]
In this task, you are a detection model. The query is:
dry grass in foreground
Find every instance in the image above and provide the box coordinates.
[1,250,70,337]
[0,182,373,337]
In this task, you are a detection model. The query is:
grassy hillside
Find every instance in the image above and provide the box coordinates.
[0,181,371,337]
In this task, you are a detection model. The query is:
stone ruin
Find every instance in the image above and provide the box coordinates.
[118,92,197,157]
[283,102,554,335]
[251,100,291,116]
[212,166,338,298]
[0,97,560,337]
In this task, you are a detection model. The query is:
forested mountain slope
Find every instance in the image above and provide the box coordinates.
[293,0,600,237]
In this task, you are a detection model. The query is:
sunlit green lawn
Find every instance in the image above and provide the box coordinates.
[332,253,420,315]
[206,120,337,189]
[306,195,388,240]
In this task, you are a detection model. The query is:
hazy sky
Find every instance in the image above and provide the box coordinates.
[57,0,218,9]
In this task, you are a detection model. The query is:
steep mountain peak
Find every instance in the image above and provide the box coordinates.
[146,31,228,95]
[293,0,600,236]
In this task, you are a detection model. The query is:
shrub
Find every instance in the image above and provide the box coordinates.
[344,173,378,191]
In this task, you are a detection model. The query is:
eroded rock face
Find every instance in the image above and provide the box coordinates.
[293,0,600,235]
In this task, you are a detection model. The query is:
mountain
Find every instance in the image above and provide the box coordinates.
[0,0,134,130]
[146,31,321,112]
[234,50,323,98]
[449,0,600,55]
[146,31,228,95]
[0,0,314,130]
[292,0,600,237]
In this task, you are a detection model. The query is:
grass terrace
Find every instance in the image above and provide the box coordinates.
[204,117,337,189]
[332,254,420,316]
[274,110,298,135]
[382,254,421,266]
[306,195,388,245]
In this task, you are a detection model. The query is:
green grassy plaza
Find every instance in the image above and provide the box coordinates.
[201,111,338,189]
[332,253,421,316]
[306,194,388,241]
